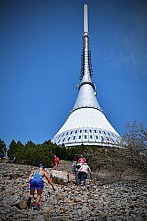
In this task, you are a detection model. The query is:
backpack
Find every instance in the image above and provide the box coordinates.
[76,163,81,170]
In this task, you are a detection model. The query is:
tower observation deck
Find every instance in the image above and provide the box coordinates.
[51,4,124,147]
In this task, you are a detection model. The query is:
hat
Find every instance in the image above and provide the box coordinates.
[38,164,45,169]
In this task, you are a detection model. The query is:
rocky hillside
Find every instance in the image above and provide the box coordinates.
[0,160,147,221]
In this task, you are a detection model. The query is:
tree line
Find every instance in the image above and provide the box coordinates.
[0,121,147,177]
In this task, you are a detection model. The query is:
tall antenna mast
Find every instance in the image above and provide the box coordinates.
[84,4,88,32]
[79,4,95,91]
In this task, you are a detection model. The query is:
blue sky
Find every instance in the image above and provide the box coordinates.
[0,0,147,148]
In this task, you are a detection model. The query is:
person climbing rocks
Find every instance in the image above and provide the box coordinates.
[51,155,60,167]
[71,157,79,185]
[27,164,56,210]
[78,162,92,186]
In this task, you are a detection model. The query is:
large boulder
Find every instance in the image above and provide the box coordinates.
[50,170,69,184]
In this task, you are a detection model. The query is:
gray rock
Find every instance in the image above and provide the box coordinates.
[50,170,69,184]
[34,215,46,221]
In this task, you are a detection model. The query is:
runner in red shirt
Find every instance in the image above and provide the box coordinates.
[51,155,60,167]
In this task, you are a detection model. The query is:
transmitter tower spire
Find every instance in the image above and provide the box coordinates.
[84,4,88,32]
[52,4,124,147]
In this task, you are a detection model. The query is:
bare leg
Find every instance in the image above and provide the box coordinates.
[36,189,42,204]
[30,190,35,198]
[27,190,34,208]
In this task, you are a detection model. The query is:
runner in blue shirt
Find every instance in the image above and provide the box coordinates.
[27,164,56,210]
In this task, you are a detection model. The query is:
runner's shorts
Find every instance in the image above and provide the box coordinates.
[30,178,44,190]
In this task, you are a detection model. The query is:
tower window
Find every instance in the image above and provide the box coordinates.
[90,129,92,133]
[90,135,93,139]
[94,130,97,133]
[73,136,76,140]
[79,135,81,139]
[101,136,104,141]
[66,132,68,135]
[84,135,87,139]
[80,130,82,133]
[96,135,98,139]
[68,137,71,141]
[84,129,87,133]
[75,130,77,134]
[70,131,73,134]
[99,130,101,134]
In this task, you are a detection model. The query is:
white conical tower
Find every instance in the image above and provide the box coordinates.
[52,4,124,147]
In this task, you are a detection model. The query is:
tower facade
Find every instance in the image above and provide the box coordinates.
[52,4,123,147]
